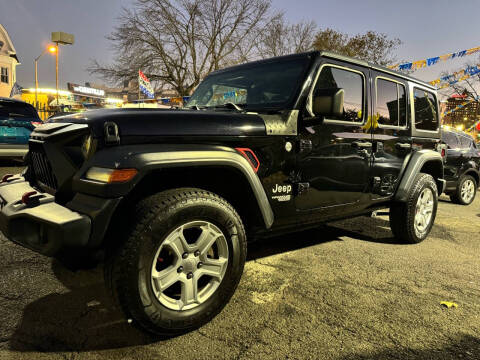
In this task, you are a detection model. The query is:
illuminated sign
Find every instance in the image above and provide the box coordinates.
[68,83,105,97]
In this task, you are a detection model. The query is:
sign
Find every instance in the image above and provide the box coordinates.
[67,83,105,97]
[51,32,74,45]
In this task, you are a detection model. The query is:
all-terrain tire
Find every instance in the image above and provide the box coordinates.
[390,173,438,244]
[104,188,247,336]
[450,174,477,205]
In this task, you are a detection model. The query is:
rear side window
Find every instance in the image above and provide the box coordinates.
[0,102,39,121]
[413,88,438,131]
[442,131,459,148]
[376,78,407,127]
[314,66,364,123]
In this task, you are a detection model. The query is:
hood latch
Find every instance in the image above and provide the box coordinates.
[104,121,120,145]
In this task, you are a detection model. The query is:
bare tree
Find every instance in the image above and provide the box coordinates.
[89,0,277,96]
[312,28,402,66]
[256,15,316,58]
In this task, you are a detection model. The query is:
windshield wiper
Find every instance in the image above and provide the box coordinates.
[185,105,207,110]
[212,102,245,112]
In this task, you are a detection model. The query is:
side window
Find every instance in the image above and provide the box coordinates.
[314,66,364,122]
[442,131,459,149]
[376,78,407,127]
[459,135,472,149]
[414,88,438,131]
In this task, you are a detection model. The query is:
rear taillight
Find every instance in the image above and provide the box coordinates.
[441,148,446,157]
[31,121,42,127]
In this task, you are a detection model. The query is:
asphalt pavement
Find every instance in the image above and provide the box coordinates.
[0,164,479,360]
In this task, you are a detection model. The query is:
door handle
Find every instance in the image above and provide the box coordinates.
[395,143,411,149]
[351,141,372,149]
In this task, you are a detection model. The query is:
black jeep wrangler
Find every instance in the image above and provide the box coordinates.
[441,128,480,205]
[0,51,445,335]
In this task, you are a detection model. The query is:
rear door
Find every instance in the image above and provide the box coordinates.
[0,101,37,144]
[370,72,411,198]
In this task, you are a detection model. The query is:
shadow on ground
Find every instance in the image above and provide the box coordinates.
[8,260,156,352]
[340,334,480,360]
[7,216,422,352]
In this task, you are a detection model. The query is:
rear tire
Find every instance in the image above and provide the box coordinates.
[104,188,246,336]
[450,174,477,205]
[390,173,438,244]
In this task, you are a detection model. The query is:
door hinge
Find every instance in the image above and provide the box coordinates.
[299,139,312,153]
[296,182,310,195]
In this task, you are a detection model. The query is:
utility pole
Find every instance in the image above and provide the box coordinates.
[34,45,57,109]
[55,42,59,105]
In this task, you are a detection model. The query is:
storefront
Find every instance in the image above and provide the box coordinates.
[21,88,77,120]
[67,83,105,108]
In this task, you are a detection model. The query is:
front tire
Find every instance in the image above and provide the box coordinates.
[105,188,247,336]
[390,173,438,244]
[450,174,477,205]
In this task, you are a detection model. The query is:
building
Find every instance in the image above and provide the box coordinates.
[0,24,20,98]
[442,93,479,130]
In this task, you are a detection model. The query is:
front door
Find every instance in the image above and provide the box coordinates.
[295,62,373,215]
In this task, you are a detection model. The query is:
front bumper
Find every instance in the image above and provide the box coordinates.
[0,176,91,255]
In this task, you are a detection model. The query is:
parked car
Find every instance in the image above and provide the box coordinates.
[0,51,445,336]
[441,128,480,205]
[0,97,40,159]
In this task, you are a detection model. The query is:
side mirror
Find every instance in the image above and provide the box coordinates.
[312,88,344,118]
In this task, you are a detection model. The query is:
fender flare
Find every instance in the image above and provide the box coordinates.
[74,144,274,229]
[461,166,480,185]
[394,149,445,202]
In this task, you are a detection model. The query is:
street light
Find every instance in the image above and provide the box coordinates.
[34,45,57,109]
[51,32,74,105]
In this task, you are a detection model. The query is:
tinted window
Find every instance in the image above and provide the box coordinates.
[442,131,459,148]
[187,57,310,110]
[0,101,39,121]
[314,66,364,122]
[376,78,407,127]
[459,135,473,149]
[414,88,438,131]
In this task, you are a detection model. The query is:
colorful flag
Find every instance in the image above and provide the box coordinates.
[9,82,23,98]
[138,70,154,99]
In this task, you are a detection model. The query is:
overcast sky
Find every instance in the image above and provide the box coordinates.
[1,0,479,99]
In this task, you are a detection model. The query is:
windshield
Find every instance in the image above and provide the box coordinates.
[0,101,39,121]
[186,57,310,111]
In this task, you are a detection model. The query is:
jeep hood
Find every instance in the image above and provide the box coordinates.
[48,108,267,137]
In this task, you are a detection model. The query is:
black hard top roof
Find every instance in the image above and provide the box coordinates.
[210,51,436,91]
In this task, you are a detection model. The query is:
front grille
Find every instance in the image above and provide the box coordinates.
[30,147,58,191]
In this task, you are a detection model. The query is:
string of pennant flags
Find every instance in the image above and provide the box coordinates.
[442,96,479,117]
[389,45,480,72]
[430,63,480,89]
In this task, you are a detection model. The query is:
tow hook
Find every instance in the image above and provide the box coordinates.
[21,191,45,206]
[1,174,14,183]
